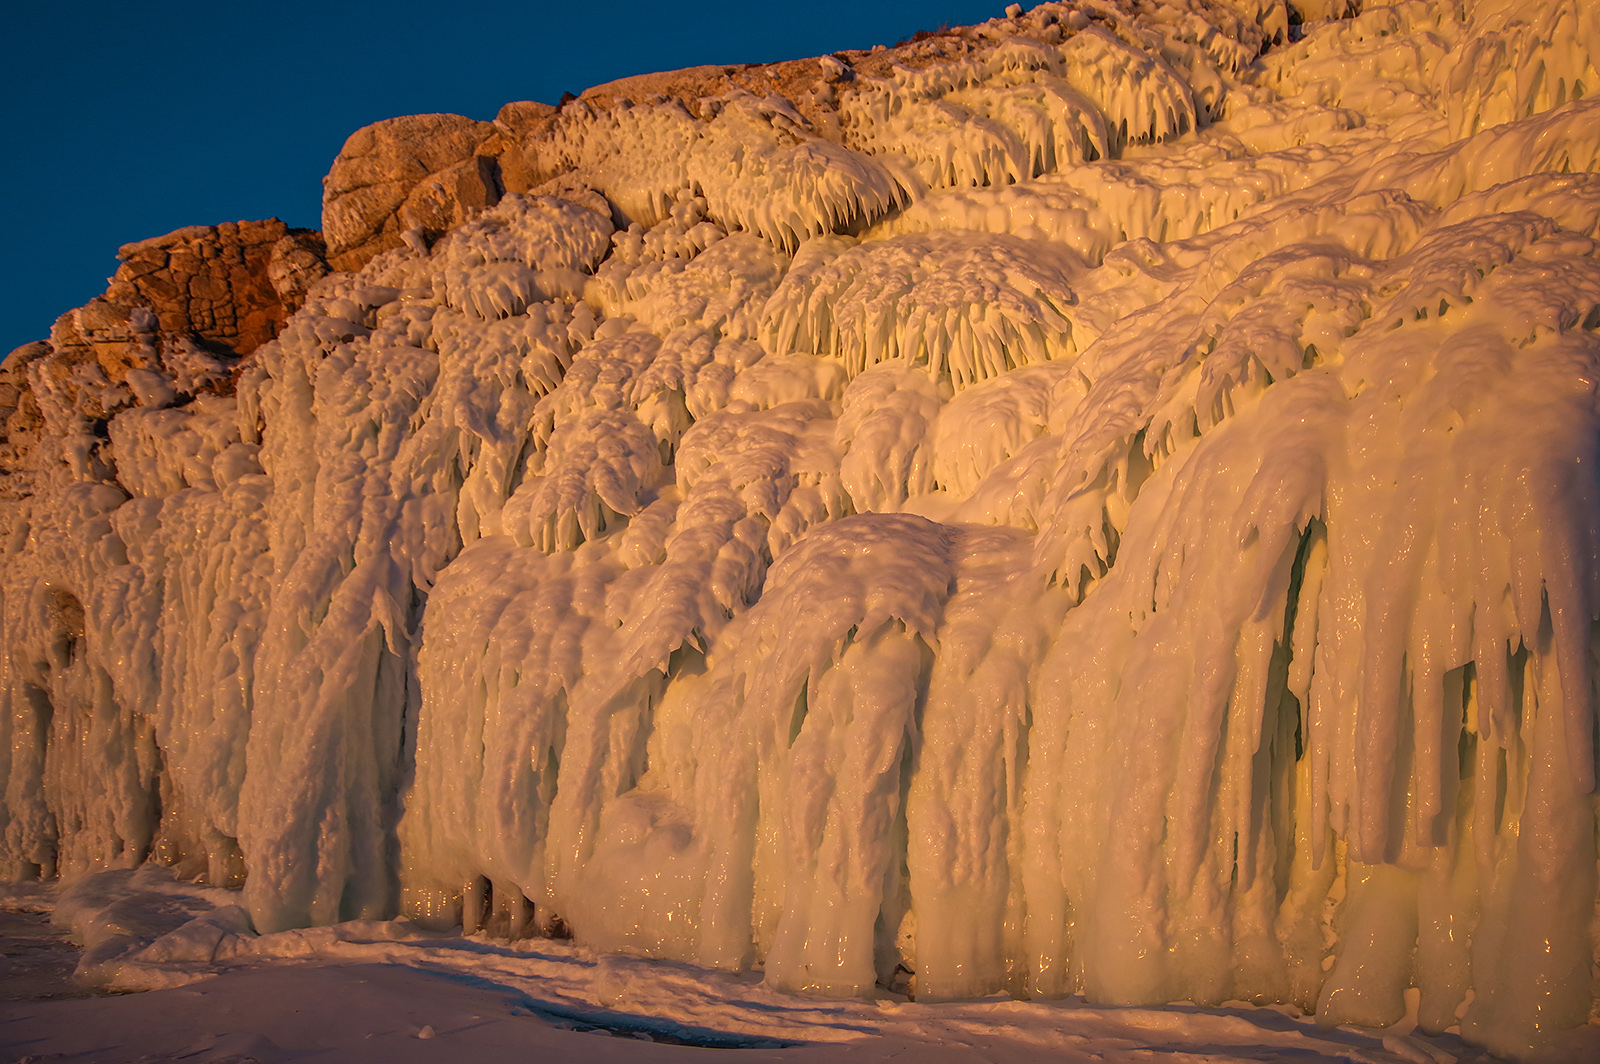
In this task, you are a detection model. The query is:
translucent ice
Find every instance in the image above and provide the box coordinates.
[3,2,1599,1060]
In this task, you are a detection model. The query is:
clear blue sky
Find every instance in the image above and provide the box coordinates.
[2,0,1005,355]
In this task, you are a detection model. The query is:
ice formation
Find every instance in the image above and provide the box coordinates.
[3,0,1600,1059]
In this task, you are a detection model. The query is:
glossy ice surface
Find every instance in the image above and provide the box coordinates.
[2,2,1598,1058]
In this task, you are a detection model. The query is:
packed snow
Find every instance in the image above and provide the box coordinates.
[14,866,1596,1063]
[3,1,1600,1060]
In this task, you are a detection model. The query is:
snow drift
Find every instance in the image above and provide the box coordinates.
[3,0,1599,1058]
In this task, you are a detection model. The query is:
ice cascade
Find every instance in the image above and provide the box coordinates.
[2,1,1599,1059]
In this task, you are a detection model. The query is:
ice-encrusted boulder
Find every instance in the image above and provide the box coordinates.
[3,1,1600,1060]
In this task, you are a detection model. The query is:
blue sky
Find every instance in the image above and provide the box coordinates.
[2,0,1005,355]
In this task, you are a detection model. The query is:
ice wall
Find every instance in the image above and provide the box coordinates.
[3,0,1599,1058]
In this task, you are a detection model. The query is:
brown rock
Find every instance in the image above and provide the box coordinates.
[268,230,329,312]
[495,145,543,196]
[396,155,502,235]
[578,64,739,106]
[108,218,319,358]
[321,113,496,271]
[479,106,560,196]
[57,298,159,383]
[494,100,558,138]
[0,217,328,488]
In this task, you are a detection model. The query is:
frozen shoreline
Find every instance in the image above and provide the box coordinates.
[8,868,1596,1064]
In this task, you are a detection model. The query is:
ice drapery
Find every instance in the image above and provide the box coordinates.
[3,0,1600,1058]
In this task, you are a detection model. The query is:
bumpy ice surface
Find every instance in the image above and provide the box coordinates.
[3,1,1600,1059]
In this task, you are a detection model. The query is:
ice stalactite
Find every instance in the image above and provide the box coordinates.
[0,484,152,881]
[761,230,1080,390]
[549,513,965,995]
[4,0,1600,1059]
[689,96,912,250]
[1442,0,1600,139]
[906,525,1069,999]
[432,193,614,320]
[531,100,702,228]
[235,279,431,931]
[874,97,1377,259]
[1012,138,1600,1052]
[835,361,943,513]
[596,232,791,342]
[931,360,1084,506]
[841,71,1110,192]
[96,466,271,888]
[838,19,1207,192]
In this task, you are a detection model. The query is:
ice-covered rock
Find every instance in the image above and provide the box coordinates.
[3,1,1599,1059]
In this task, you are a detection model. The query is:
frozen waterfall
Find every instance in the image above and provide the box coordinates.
[3,1,1599,1059]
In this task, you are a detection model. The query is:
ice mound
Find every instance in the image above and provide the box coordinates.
[761,230,1081,389]
[535,93,910,246]
[2,1,1599,1060]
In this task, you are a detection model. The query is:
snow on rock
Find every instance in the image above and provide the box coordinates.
[532,93,909,246]
[3,1,1600,1060]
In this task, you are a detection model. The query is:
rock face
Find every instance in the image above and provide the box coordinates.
[1,218,327,493]
[107,220,327,357]
[320,113,500,271]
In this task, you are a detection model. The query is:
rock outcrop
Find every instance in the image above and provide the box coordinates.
[107,219,327,356]
[1,218,327,494]
[320,113,500,271]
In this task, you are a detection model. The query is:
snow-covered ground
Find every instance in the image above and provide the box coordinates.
[12,868,1597,1064]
